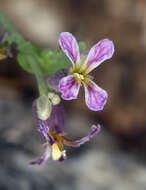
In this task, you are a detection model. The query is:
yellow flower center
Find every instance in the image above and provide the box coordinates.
[73,72,90,84]
[71,55,90,84]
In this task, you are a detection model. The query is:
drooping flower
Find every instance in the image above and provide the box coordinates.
[58,32,114,111]
[35,70,64,121]
[30,103,100,165]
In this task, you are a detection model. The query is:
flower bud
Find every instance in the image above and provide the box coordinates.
[0,32,12,60]
[36,94,52,120]
[48,92,60,105]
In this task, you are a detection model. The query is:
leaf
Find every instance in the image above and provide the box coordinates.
[38,49,71,75]
[17,41,42,73]
[17,52,33,73]
[17,41,87,75]
[18,41,41,54]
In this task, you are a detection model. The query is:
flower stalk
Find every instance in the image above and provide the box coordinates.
[26,55,49,95]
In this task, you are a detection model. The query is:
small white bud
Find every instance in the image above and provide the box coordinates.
[48,92,60,106]
[48,92,55,99]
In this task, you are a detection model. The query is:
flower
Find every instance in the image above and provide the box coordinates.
[58,32,114,111]
[0,32,12,60]
[30,103,100,165]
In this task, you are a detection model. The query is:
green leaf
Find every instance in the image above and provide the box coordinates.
[6,32,24,46]
[38,49,71,75]
[17,41,42,73]
[17,41,87,75]
[17,43,71,74]
[17,52,33,73]
[18,41,41,54]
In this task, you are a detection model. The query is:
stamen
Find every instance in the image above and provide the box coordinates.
[74,73,85,82]
[52,143,62,160]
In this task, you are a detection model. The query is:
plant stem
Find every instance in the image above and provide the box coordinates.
[26,55,49,95]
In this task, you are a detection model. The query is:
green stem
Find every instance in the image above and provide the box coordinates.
[26,55,49,95]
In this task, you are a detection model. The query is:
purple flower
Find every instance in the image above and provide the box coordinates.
[0,32,12,60]
[58,32,114,111]
[30,103,100,165]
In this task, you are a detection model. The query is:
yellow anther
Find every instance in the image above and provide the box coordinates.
[80,74,84,80]
[49,130,66,160]
[74,73,85,82]
[52,143,62,160]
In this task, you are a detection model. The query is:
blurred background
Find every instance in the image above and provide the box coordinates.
[0,0,146,190]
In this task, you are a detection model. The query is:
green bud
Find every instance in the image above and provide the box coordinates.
[36,94,52,120]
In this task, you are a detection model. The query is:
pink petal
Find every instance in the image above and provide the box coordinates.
[83,39,114,74]
[84,80,108,111]
[63,125,101,147]
[58,75,81,100]
[59,32,80,65]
